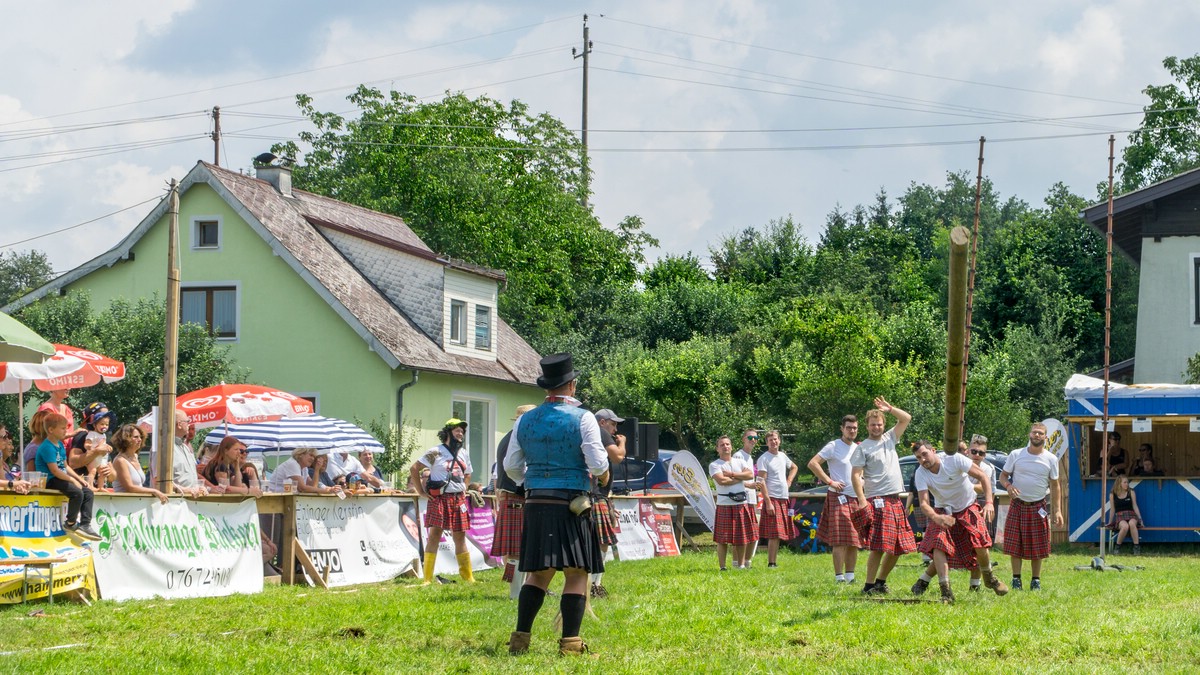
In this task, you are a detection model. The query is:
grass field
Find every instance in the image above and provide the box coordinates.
[3,542,1199,674]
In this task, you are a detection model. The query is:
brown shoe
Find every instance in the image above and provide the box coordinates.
[939,581,955,605]
[559,636,588,656]
[508,631,531,655]
[982,570,1009,596]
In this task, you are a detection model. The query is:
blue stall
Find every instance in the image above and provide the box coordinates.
[1064,375,1200,544]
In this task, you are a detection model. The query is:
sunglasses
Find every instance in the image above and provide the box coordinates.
[238,448,249,455]
[970,449,987,456]
[746,435,758,441]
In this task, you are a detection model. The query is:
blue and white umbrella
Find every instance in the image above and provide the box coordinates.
[203,414,385,454]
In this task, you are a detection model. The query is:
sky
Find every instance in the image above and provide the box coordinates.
[2,0,1198,276]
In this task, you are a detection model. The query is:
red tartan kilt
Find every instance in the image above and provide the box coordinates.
[714,504,758,545]
[1113,510,1139,526]
[425,493,470,532]
[1003,498,1051,560]
[759,497,796,540]
[865,496,917,555]
[816,496,862,548]
[918,504,992,569]
[490,493,525,557]
[592,498,619,546]
[850,502,872,542]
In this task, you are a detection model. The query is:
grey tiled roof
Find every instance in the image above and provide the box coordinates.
[205,163,540,385]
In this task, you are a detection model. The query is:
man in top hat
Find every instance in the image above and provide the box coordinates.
[504,353,610,657]
[493,403,538,598]
[590,408,627,598]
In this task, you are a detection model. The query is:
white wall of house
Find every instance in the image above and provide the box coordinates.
[1134,236,1200,383]
[443,268,499,361]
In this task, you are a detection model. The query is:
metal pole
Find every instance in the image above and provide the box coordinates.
[156,181,181,494]
[1099,135,1116,558]
[960,137,986,438]
[943,226,971,455]
[572,14,593,208]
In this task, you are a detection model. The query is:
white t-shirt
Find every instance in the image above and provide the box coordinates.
[1003,447,1059,501]
[970,461,999,492]
[734,449,758,504]
[914,453,977,514]
[709,456,754,506]
[419,445,473,494]
[756,451,794,500]
[850,429,904,497]
[817,438,858,497]
[268,457,304,492]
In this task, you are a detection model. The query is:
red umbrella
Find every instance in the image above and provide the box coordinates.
[176,384,315,428]
[1,344,126,392]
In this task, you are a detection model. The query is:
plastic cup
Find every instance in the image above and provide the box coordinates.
[218,476,230,488]
[283,482,294,494]
[25,471,43,489]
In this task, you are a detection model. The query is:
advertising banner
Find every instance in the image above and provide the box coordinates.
[0,493,96,603]
[640,500,679,557]
[612,499,656,561]
[294,496,420,587]
[400,498,496,575]
[92,495,263,601]
[667,451,716,532]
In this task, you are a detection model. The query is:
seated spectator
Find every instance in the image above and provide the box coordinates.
[1136,443,1154,468]
[307,454,345,495]
[268,447,317,493]
[1105,476,1143,554]
[241,455,263,490]
[0,424,33,494]
[111,424,168,503]
[36,413,100,540]
[68,402,116,490]
[196,443,220,476]
[22,409,51,473]
[334,449,380,491]
[1132,457,1165,477]
[1102,432,1127,476]
[37,388,76,436]
[357,449,385,490]
[202,436,258,495]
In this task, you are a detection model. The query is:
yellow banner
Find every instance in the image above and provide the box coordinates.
[0,492,97,603]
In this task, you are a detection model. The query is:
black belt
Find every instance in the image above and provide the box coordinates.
[527,489,584,501]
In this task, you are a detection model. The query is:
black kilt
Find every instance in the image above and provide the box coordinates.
[518,499,604,574]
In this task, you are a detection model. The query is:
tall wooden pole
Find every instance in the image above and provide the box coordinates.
[572,14,592,207]
[943,226,971,455]
[211,106,221,166]
[155,180,181,494]
[1100,135,1116,558]
[959,137,986,438]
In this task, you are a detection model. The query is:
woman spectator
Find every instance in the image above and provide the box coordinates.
[307,454,344,494]
[202,436,258,495]
[68,402,116,489]
[267,447,315,493]
[37,388,76,435]
[111,424,168,503]
[23,409,51,472]
[1103,432,1128,476]
[0,425,33,494]
[359,450,384,489]
[1106,476,1143,554]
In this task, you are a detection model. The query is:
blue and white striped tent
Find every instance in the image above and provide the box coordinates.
[203,415,385,454]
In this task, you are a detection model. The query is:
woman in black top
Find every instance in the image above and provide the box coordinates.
[1105,476,1143,554]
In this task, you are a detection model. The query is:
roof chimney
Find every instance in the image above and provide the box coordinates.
[255,164,293,198]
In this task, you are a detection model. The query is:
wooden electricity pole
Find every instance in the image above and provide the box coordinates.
[211,106,221,166]
[572,14,593,207]
[155,180,181,494]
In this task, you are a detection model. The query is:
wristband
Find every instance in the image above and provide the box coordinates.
[6,480,12,490]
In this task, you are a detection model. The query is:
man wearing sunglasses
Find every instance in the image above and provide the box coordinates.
[735,429,761,567]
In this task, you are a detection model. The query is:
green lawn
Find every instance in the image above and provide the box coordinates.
[3,543,1198,673]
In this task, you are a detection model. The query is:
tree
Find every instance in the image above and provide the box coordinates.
[274,87,655,349]
[1185,352,1200,384]
[9,293,247,430]
[0,249,53,307]
[1118,55,1200,192]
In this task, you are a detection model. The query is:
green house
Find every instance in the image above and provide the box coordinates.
[8,161,542,474]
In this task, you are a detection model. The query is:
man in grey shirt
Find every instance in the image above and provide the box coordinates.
[850,397,916,595]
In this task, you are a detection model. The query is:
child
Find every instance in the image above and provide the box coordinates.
[35,413,101,541]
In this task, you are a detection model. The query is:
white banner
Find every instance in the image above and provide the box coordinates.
[395,498,496,576]
[294,496,420,587]
[667,450,716,532]
[612,499,656,561]
[92,496,263,601]
[1042,418,1068,460]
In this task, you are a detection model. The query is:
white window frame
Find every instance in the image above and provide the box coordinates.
[449,299,467,345]
[451,392,496,477]
[180,281,241,342]
[474,304,492,351]
[1192,253,1200,327]
[191,216,222,251]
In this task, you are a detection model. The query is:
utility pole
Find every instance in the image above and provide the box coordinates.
[211,106,221,166]
[572,14,592,207]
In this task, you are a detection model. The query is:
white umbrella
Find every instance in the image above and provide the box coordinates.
[201,414,384,454]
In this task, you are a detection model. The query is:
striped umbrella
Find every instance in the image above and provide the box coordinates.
[202,414,385,454]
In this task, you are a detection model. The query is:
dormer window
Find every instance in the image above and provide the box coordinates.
[450,300,467,345]
[475,305,492,350]
[192,217,221,250]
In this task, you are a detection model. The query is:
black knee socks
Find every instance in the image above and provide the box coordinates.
[560,593,586,638]
[515,586,546,633]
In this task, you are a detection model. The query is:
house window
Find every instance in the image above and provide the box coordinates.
[452,397,493,476]
[181,286,237,338]
[449,300,466,345]
[475,305,492,350]
[193,218,220,249]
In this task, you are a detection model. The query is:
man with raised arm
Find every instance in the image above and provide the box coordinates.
[850,397,916,595]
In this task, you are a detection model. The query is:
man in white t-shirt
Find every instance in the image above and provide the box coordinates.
[735,429,761,566]
[908,441,1009,603]
[807,414,861,584]
[709,436,758,570]
[755,430,797,568]
[1000,422,1062,591]
[850,397,916,595]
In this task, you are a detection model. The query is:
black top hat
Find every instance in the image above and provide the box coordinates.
[537,352,578,390]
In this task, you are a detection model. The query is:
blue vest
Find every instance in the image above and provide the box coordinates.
[517,402,590,491]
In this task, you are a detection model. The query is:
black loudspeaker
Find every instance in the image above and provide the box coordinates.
[616,417,639,458]
[638,422,660,463]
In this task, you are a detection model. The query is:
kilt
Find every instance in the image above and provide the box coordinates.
[593,497,619,547]
[1003,498,1051,560]
[490,492,525,558]
[816,495,862,548]
[864,496,917,555]
[1113,510,1139,526]
[519,499,604,574]
[714,503,758,545]
[425,492,470,532]
[918,504,992,570]
[759,497,796,540]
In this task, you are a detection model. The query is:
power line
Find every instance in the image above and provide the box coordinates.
[0,111,208,143]
[0,195,164,250]
[0,136,204,174]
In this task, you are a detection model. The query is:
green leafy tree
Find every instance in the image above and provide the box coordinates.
[1118,54,1200,192]
[0,249,54,307]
